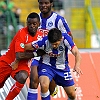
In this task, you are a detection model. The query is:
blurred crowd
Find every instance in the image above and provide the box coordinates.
[0,0,65,35]
[0,0,23,35]
[53,0,65,16]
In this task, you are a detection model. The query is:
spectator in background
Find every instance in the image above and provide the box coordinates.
[0,0,21,24]
[0,0,7,34]
[53,0,63,10]
[53,0,65,16]
[0,0,23,34]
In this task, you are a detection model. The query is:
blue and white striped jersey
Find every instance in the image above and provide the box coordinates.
[32,33,75,70]
[38,12,71,37]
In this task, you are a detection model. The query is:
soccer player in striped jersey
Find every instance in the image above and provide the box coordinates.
[25,28,83,100]
[38,0,73,38]
[27,0,73,99]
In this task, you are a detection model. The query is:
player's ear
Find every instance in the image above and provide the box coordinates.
[37,21,40,27]
[51,2,53,7]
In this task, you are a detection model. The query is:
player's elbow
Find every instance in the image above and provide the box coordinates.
[16,52,25,60]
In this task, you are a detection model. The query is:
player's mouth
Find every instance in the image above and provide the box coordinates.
[30,28,36,33]
[41,8,48,12]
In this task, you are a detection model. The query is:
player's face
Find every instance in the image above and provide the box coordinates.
[51,40,61,49]
[38,0,53,14]
[27,18,40,36]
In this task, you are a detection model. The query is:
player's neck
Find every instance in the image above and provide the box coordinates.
[41,11,52,18]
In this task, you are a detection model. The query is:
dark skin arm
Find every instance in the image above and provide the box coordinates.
[11,49,46,70]
[11,52,34,70]
[16,52,34,60]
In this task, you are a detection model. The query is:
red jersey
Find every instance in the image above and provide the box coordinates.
[0,27,43,65]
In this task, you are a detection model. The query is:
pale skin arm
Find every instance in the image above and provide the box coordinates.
[70,46,83,76]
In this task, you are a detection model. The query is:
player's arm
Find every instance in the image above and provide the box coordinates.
[11,58,20,70]
[68,32,73,40]
[58,17,73,39]
[11,42,35,70]
[25,37,46,51]
[64,33,82,75]
[16,52,34,60]
[71,46,83,76]
[11,51,35,70]
[11,51,42,70]
[24,37,46,57]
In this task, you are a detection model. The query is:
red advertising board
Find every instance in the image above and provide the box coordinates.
[26,52,100,100]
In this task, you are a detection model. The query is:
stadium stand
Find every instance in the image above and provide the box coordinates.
[13,0,40,25]
[0,0,100,49]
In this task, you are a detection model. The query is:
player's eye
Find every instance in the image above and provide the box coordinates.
[33,23,37,26]
[45,2,49,5]
[27,23,31,25]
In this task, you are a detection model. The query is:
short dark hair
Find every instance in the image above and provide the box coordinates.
[38,0,53,3]
[27,12,40,22]
[48,28,62,43]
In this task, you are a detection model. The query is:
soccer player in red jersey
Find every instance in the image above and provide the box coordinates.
[0,12,43,100]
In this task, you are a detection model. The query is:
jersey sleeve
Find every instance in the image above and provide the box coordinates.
[32,37,47,50]
[15,30,25,53]
[56,15,71,34]
[63,33,75,50]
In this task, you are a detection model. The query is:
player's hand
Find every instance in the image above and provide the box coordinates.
[36,49,46,56]
[11,60,19,70]
[73,66,83,76]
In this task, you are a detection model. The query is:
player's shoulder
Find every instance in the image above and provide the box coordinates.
[15,27,27,37]
[52,12,65,24]
[18,27,27,33]
[53,12,64,19]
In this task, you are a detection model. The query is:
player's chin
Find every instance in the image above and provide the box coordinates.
[41,9,48,14]
[29,31,36,36]
[30,29,37,33]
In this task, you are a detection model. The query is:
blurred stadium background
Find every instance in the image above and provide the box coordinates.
[0,0,100,50]
[0,0,100,100]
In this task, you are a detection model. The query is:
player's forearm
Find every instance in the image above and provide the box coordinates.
[74,51,83,75]
[16,52,34,60]
[74,52,81,67]
[71,46,81,67]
